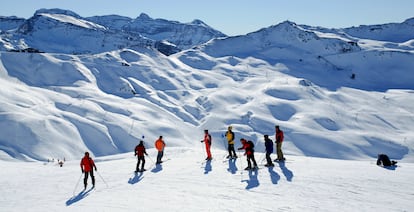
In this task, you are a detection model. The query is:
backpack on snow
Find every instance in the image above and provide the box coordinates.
[376,154,397,166]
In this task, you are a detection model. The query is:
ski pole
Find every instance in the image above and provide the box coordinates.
[238,151,244,180]
[146,154,156,169]
[72,172,83,196]
[96,170,109,188]
[258,152,266,165]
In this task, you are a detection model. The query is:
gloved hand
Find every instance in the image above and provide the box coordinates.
[81,169,84,173]
[95,167,97,171]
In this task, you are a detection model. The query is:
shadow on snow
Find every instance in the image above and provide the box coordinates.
[267,166,280,184]
[242,169,259,189]
[278,161,294,182]
[227,158,238,174]
[66,188,94,206]
[204,160,212,174]
[151,164,163,173]
[128,172,144,184]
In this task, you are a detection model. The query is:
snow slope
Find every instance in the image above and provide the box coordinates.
[0,148,413,211]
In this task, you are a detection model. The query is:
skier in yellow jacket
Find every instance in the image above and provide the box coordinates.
[225,126,237,159]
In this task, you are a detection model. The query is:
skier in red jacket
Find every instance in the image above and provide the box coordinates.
[135,140,148,172]
[238,138,258,170]
[275,125,285,161]
[80,152,97,189]
[200,129,212,160]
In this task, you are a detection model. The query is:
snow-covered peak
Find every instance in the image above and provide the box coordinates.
[34,8,82,19]
[38,12,106,30]
[136,12,152,20]
[190,19,208,27]
[343,19,414,43]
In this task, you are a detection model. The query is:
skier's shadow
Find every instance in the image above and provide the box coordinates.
[380,165,397,171]
[227,159,238,174]
[66,188,93,206]
[278,161,293,181]
[242,169,260,189]
[267,166,280,184]
[152,164,163,173]
[128,172,144,184]
[204,160,212,174]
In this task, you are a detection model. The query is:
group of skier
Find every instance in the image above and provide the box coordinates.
[133,135,166,173]
[80,125,284,189]
[201,125,285,170]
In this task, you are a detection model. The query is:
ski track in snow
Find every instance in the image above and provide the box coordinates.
[0,147,413,211]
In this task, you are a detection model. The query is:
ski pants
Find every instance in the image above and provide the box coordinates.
[228,143,236,157]
[266,152,273,165]
[247,154,257,168]
[156,151,164,163]
[276,142,284,160]
[136,156,145,171]
[205,143,212,159]
[84,170,95,187]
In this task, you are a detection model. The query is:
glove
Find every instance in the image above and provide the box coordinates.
[145,153,148,156]
[95,167,97,171]
[81,169,84,173]
[200,140,204,143]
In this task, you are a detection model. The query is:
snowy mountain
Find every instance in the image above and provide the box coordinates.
[0,9,226,55]
[343,17,414,43]
[0,9,413,164]
[0,8,414,211]
[0,16,25,31]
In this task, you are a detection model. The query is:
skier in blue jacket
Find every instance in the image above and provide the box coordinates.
[264,135,274,167]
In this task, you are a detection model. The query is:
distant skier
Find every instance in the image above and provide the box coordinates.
[238,138,258,170]
[200,129,212,160]
[135,140,148,172]
[225,125,237,159]
[80,152,97,189]
[377,154,398,167]
[264,135,274,167]
[155,136,166,164]
[275,125,285,161]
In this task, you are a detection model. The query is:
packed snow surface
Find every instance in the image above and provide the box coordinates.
[1,148,413,211]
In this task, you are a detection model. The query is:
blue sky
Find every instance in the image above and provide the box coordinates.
[1,0,413,36]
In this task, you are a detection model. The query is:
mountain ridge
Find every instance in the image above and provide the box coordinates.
[0,9,413,162]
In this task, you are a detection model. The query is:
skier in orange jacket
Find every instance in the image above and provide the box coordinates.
[155,136,166,164]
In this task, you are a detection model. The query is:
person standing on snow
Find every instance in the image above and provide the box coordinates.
[200,129,212,160]
[275,125,285,161]
[264,135,275,167]
[225,126,237,159]
[80,152,97,189]
[238,138,258,170]
[135,140,148,172]
[155,136,166,164]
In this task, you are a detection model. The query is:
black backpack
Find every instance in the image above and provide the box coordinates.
[247,140,255,152]
[377,154,397,166]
